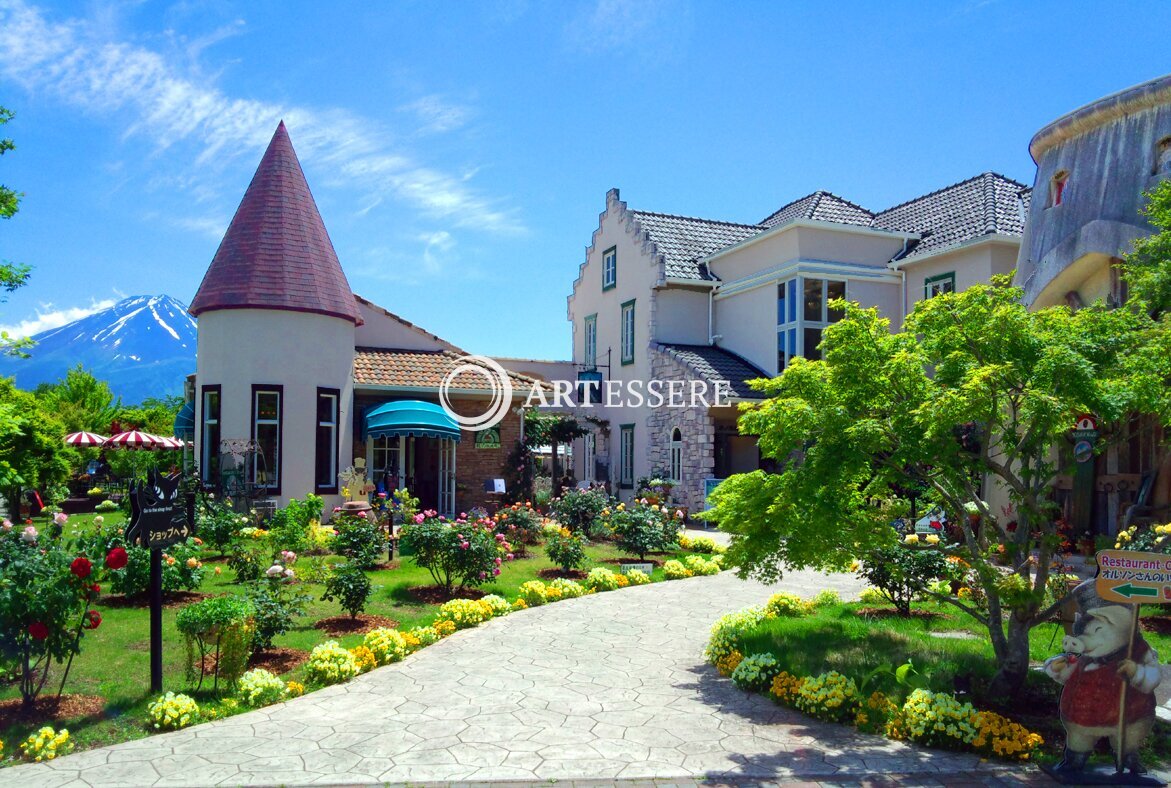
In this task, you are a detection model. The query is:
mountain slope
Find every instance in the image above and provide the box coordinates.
[0,295,197,404]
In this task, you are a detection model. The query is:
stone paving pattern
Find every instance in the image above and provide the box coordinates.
[0,566,1045,787]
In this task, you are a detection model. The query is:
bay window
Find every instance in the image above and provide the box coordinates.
[777,277,846,370]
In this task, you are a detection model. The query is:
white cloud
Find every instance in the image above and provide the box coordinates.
[0,1,524,234]
[565,0,691,60]
[399,95,472,135]
[0,298,119,339]
[419,230,456,274]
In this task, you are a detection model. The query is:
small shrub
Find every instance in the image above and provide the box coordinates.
[679,534,726,554]
[549,488,610,535]
[363,628,408,665]
[493,503,543,552]
[432,619,456,638]
[624,568,651,585]
[544,527,588,572]
[176,596,255,691]
[237,669,288,708]
[549,578,585,597]
[517,580,548,606]
[20,726,72,761]
[436,598,491,629]
[769,671,806,705]
[857,545,948,616]
[716,650,743,676]
[607,501,677,559]
[267,495,323,556]
[400,512,512,592]
[226,527,272,583]
[147,693,201,731]
[94,499,119,513]
[795,671,861,724]
[403,625,440,651]
[900,688,979,750]
[197,502,246,552]
[811,590,841,607]
[349,645,378,673]
[731,653,781,692]
[329,512,384,570]
[858,587,888,606]
[321,561,373,619]
[684,554,721,576]
[662,559,692,580]
[305,641,361,686]
[704,606,767,664]
[764,592,813,617]
[583,566,621,592]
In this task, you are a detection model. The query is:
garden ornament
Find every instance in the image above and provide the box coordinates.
[1042,580,1163,784]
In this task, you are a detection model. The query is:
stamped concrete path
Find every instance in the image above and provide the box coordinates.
[2,565,1046,787]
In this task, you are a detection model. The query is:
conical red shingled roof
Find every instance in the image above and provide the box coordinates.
[189,121,362,325]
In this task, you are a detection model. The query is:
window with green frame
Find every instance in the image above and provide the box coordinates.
[584,314,597,368]
[602,246,617,290]
[620,299,635,365]
[619,424,635,488]
[924,272,956,299]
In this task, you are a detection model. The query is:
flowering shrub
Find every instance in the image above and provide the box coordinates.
[400,512,512,592]
[349,645,378,674]
[684,555,721,576]
[248,559,310,651]
[305,641,361,686]
[197,501,247,552]
[857,587,888,605]
[549,488,610,536]
[624,569,651,585]
[715,650,743,676]
[94,499,119,512]
[544,527,588,572]
[517,580,549,606]
[321,561,373,620]
[704,606,766,665]
[583,566,621,592]
[237,668,288,708]
[855,691,899,735]
[607,501,678,560]
[267,494,324,556]
[437,598,491,628]
[769,671,806,705]
[662,559,692,580]
[364,627,408,665]
[811,589,841,607]
[764,592,813,618]
[678,534,727,554]
[731,653,781,692]
[432,619,456,638]
[972,708,1044,761]
[0,524,103,708]
[480,594,511,617]
[329,511,385,570]
[494,503,543,553]
[511,598,528,610]
[226,527,272,583]
[20,726,72,761]
[795,671,861,724]
[404,625,440,651]
[900,688,979,749]
[147,693,201,731]
[286,680,305,697]
[549,578,585,597]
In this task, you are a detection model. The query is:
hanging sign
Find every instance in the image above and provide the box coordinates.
[1096,549,1171,603]
[126,471,192,549]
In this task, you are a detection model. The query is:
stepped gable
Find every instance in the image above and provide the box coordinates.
[189,121,362,325]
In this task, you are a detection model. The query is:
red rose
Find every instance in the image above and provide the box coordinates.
[105,547,128,570]
[83,610,102,630]
[91,583,101,594]
[27,622,48,640]
[70,556,93,579]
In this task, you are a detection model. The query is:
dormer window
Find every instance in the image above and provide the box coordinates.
[1049,170,1069,207]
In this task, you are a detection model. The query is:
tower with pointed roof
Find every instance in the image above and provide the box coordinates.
[193,122,357,507]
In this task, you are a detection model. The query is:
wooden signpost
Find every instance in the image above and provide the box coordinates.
[124,471,195,693]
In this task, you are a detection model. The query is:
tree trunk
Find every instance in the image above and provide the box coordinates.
[987,614,1032,699]
[551,440,561,498]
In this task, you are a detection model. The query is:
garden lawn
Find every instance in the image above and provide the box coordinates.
[733,598,1171,767]
[0,518,716,761]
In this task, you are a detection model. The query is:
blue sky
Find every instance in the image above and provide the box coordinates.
[0,0,1168,360]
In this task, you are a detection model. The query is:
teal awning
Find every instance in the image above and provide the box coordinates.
[364,400,461,442]
[174,401,195,439]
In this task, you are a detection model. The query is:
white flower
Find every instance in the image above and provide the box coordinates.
[21,526,38,543]
[265,564,284,578]
[53,512,68,526]
[94,516,104,526]
[283,568,295,579]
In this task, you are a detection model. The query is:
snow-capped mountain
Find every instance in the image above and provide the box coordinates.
[0,295,197,404]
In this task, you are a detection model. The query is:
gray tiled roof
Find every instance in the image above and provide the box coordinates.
[654,342,768,399]
[872,172,1030,262]
[630,211,763,281]
[759,191,874,229]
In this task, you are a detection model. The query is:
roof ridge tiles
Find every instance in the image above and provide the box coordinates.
[873,171,1029,218]
[629,208,763,230]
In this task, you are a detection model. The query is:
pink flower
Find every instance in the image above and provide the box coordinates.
[495,533,505,541]
[357,510,368,518]
[21,526,37,543]
[494,557,502,566]
[479,572,487,580]
[281,550,297,564]
[460,541,469,550]
[506,553,514,560]
[1,519,10,531]
[414,513,425,524]
[493,567,501,576]
[333,506,342,513]
[53,512,68,526]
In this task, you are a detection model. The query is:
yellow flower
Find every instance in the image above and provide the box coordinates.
[924,534,940,545]
[903,534,919,545]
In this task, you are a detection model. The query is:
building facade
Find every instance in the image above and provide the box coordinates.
[191,123,539,517]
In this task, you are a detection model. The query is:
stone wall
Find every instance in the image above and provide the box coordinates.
[647,348,715,514]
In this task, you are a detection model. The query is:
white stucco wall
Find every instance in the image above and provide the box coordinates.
[195,309,355,510]
[900,239,1021,318]
[713,284,777,375]
[354,297,457,351]
[654,287,711,345]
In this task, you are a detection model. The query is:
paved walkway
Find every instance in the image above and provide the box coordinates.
[2,569,1044,787]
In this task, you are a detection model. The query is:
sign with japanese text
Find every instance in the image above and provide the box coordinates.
[1096,550,1171,604]
[125,471,193,550]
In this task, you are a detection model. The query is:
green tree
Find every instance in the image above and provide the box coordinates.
[705,270,1171,698]
[0,106,32,358]
[0,377,73,513]
[36,366,122,434]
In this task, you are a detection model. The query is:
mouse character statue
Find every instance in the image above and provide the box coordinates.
[1043,580,1161,779]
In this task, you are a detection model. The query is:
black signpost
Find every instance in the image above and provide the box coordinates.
[125,471,195,693]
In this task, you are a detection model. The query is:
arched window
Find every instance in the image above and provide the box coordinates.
[1049,170,1069,207]
[669,427,683,482]
[1157,137,1171,175]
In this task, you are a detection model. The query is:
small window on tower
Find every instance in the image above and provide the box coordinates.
[1049,171,1068,207]
[1157,138,1171,175]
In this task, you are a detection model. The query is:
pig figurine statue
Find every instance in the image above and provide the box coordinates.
[1043,580,1160,778]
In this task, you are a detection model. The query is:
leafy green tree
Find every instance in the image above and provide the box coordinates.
[705,270,1171,698]
[0,377,73,512]
[0,106,32,358]
[36,366,122,434]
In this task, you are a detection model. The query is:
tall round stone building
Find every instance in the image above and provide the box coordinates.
[190,122,360,509]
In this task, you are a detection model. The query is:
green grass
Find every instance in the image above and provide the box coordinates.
[0,516,713,760]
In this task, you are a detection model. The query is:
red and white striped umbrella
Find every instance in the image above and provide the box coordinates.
[105,430,165,450]
[157,436,187,450]
[63,431,108,447]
